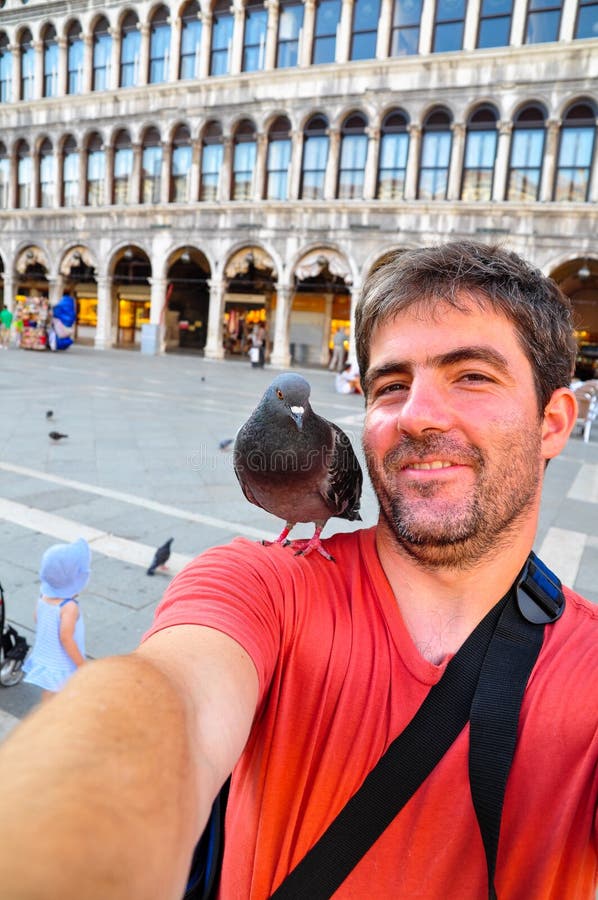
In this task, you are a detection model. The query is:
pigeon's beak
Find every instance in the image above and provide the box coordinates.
[290,405,304,430]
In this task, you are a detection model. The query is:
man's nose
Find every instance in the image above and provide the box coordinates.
[397,375,452,435]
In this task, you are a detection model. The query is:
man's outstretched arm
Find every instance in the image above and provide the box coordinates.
[0,625,259,900]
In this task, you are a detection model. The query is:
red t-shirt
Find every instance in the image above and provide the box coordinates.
[145,528,598,899]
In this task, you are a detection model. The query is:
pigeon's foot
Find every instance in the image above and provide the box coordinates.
[292,527,335,562]
[262,523,294,548]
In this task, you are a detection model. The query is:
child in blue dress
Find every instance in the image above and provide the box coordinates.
[23,537,91,698]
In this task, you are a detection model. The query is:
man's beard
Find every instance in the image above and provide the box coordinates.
[363,430,542,570]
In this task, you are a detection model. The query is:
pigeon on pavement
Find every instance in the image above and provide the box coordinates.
[234,373,362,560]
[46,410,53,419]
[219,438,234,450]
[48,431,68,441]
[147,538,174,575]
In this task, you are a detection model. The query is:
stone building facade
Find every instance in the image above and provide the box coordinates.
[0,0,596,366]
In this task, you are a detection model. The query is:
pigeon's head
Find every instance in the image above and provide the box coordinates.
[263,373,312,431]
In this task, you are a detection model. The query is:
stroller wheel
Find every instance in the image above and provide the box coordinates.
[0,658,25,687]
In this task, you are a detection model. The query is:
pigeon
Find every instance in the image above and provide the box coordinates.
[234,373,362,560]
[46,410,53,419]
[219,438,234,450]
[147,538,174,576]
[48,431,68,441]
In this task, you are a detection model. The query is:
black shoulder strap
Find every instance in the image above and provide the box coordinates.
[270,553,564,900]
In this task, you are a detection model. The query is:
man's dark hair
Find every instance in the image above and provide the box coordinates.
[355,241,577,413]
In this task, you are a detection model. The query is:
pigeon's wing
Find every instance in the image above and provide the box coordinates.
[320,421,363,521]
[232,439,263,510]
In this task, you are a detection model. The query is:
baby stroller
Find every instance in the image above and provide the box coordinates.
[0,580,29,687]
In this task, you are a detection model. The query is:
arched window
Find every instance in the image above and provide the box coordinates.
[120,12,140,87]
[39,138,55,207]
[337,113,368,199]
[312,0,341,64]
[171,125,192,202]
[433,0,466,52]
[525,0,562,43]
[43,25,59,98]
[554,102,596,201]
[141,128,163,203]
[506,104,546,201]
[266,116,291,200]
[149,6,171,84]
[200,122,223,200]
[20,30,35,101]
[92,17,112,91]
[350,0,380,59]
[0,142,8,208]
[16,140,31,208]
[0,34,12,103]
[232,120,256,200]
[390,0,422,56]
[300,114,329,199]
[211,0,234,75]
[576,0,598,38]
[180,1,202,79]
[243,2,268,71]
[461,106,498,201]
[113,130,133,204]
[277,1,304,68]
[418,108,452,199]
[62,135,79,206]
[477,0,513,48]
[86,133,105,205]
[67,22,84,94]
[377,110,409,199]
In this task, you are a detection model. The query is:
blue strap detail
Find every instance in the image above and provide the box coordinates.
[516,552,565,624]
[58,597,79,608]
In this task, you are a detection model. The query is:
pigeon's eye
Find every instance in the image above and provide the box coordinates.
[276,389,284,400]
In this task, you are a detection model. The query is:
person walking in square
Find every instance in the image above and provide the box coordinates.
[329,326,347,371]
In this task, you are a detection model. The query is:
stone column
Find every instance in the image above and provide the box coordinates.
[540,119,560,202]
[347,276,361,366]
[321,292,333,365]
[8,146,17,208]
[79,145,88,206]
[149,275,167,325]
[560,0,577,39]
[418,0,435,54]
[57,37,67,96]
[447,122,465,200]
[189,137,201,201]
[270,283,293,368]
[492,121,512,201]
[288,128,304,199]
[94,275,113,350]
[363,126,380,199]
[336,0,353,62]
[11,45,21,102]
[137,22,150,85]
[34,40,44,100]
[204,278,226,359]
[230,4,245,75]
[510,0,527,46]
[324,127,341,199]
[83,34,93,93]
[199,12,213,78]
[170,16,183,81]
[161,141,172,203]
[404,123,421,199]
[110,28,121,89]
[131,141,142,204]
[264,0,280,70]
[105,143,115,205]
[376,0,393,58]
[55,144,64,207]
[589,120,598,203]
[31,143,40,207]
[462,0,481,50]
[299,0,316,66]
[254,132,268,200]
[218,136,233,201]
[47,276,63,307]
[3,270,15,313]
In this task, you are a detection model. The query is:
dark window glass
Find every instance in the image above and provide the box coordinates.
[300,115,329,199]
[266,117,291,199]
[201,124,223,201]
[20,30,35,100]
[418,110,452,199]
[277,2,304,68]
[0,34,12,103]
[211,4,234,75]
[554,104,596,201]
[63,136,79,206]
[0,144,8,207]
[575,0,598,37]
[171,126,192,202]
[180,2,202,79]
[461,106,498,200]
[477,0,513,47]
[141,129,163,203]
[390,0,422,55]
[16,141,31,208]
[377,111,409,199]
[233,121,256,199]
[337,114,368,199]
[113,131,133,204]
[149,7,171,83]
[351,0,381,59]
[120,14,140,87]
[525,0,562,43]
[86,134,105,205]
[93,18,112,91]
[313,0,341,64]
[43,27,59,97]
[39,139,55,207]
[433,0,466,51]
[243,5,267,71]
[67,23,84,94]
[506,107,545,200]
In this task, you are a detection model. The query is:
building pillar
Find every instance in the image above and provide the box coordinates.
[264,0,280,70]
[589,119,598,202]
[83,34,93,93]
[376,0,393,58]
[288,128,304,199]
[324,127,341,199]
[189,137,201,201]
[230,4,245,75]
[47,276,63,307]
[34,40,44,100]
[254,132,268,200]
[149,275,167,330]
[8,146,17,208]
[540,118,560,202]
[170,15,183,81]
[131,141,142,204]
[347,276,361,367]
[57,37,67,96]
[419,0,435,53]
[363,126,380,199]
[560,0,577,39]
[3,270,15,313]
[199,12,213,78]
[321,292,333,365]
[94,275,113,349]
[105,142,114,205]
[11,45,21,102]
[110,28,121,89]
[79,145,87,206]
[55,145,64,207]
[462,0,481,50]
[137,22,150,85]
[161,141,172,203]
[447,122,465,200]
[336,0,353,62]
[271,283,293,368]
[299,0,316,66]
[218,136,233,201]
[205,278,226,359]
[492,121,512,201]
[510,0,527,46]
[404,123,421,199]
[31,143,40,207]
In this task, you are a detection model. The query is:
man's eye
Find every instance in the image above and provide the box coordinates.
[459,372,493,383]
[377,382,408,395]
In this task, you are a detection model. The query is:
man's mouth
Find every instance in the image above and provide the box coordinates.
[404,460,455,470]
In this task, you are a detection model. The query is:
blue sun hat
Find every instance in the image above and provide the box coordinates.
[39,538,91,599]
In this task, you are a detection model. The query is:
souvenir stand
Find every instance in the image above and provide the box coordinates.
[16,296,50,351]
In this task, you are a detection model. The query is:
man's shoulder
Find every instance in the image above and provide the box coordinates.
[543,585,598,667]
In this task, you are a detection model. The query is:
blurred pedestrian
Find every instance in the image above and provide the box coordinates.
[0,306,12,349]
[329,326,346,372]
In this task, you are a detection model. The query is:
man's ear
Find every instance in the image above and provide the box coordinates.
[541,387,578,460]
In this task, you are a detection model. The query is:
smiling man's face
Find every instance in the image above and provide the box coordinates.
[362,296,548,569]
